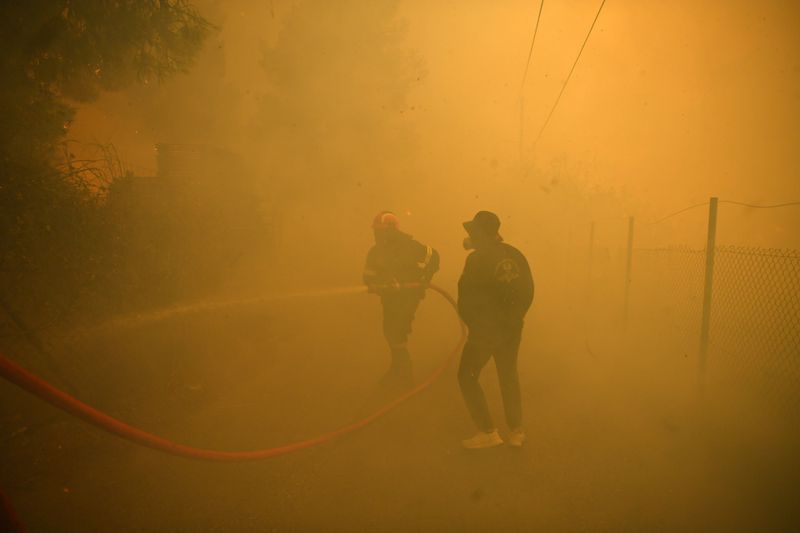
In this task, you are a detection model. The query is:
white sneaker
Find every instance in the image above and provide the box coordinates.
[507,428,526,448]
[461,429,504,450]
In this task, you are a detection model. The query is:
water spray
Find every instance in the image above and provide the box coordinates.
[69,284,369,341]
[0,284,465,462]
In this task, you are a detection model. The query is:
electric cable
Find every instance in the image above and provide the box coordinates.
[531,0,607,151]
[648,201,709,225]
[519,0,545,162]
[648,198,800,225]
[720,200,800,209]
[520,0,545,92]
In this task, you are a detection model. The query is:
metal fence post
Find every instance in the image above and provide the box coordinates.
[587,221,595,299]
[624,216,635,325]
[699,197,719,387]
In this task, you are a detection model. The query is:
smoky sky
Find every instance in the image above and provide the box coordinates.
[67,0,800,250]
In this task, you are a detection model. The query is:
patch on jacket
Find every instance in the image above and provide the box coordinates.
[495,258,520,283]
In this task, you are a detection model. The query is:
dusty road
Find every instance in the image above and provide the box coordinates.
[1,290,798,531]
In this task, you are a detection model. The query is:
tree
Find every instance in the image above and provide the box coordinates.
[0,1,210,330]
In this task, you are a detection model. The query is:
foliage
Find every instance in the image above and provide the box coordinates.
[0,1,211,333]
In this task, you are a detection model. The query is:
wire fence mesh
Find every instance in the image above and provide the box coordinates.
[709,246,800,410]
[629,246,706,357]
[607,241,800,413]
[584,207,800,416]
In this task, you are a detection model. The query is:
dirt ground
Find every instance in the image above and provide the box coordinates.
[1,289,798,532]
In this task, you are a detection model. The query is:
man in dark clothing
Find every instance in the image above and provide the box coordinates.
[363,211,440,387]
[457,210,534,449]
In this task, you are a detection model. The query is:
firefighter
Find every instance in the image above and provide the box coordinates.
[457,211,534,449]
[363,211,440,387]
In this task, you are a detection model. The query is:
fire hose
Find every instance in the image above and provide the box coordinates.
[0,283,465,462]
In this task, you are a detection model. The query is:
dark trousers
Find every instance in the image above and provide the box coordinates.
[381,292,421,372]
[458,324,523,432]
[381,292,421,347]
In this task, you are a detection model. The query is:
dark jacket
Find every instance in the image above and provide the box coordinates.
[363,232,440,295]
[458,241,534,331]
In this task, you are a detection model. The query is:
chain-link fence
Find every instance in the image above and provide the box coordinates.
[629,246,705,358]
[586,200,800,415]
[710,246,800,410]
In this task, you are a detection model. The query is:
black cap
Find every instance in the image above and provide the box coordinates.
[463,210,501,236]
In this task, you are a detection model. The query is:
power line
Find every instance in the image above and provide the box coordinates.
[531,0,607,151]
[520,0,545,93]
[648,198,800,225]
[720,200,800,209]
[649,202,709,225]
[519,0,545,163]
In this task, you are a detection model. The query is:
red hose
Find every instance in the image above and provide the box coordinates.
[0,284,465,461]
[0,488,25,533]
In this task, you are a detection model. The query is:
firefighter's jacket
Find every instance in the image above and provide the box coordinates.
[458,241,534,332]
[363,232,439,296]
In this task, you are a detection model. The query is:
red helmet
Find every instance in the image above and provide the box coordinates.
[372,211,400,230]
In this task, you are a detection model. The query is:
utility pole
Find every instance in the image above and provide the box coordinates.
[623,216,635,325]
[698,197,719,391]
[587,221,595,300]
